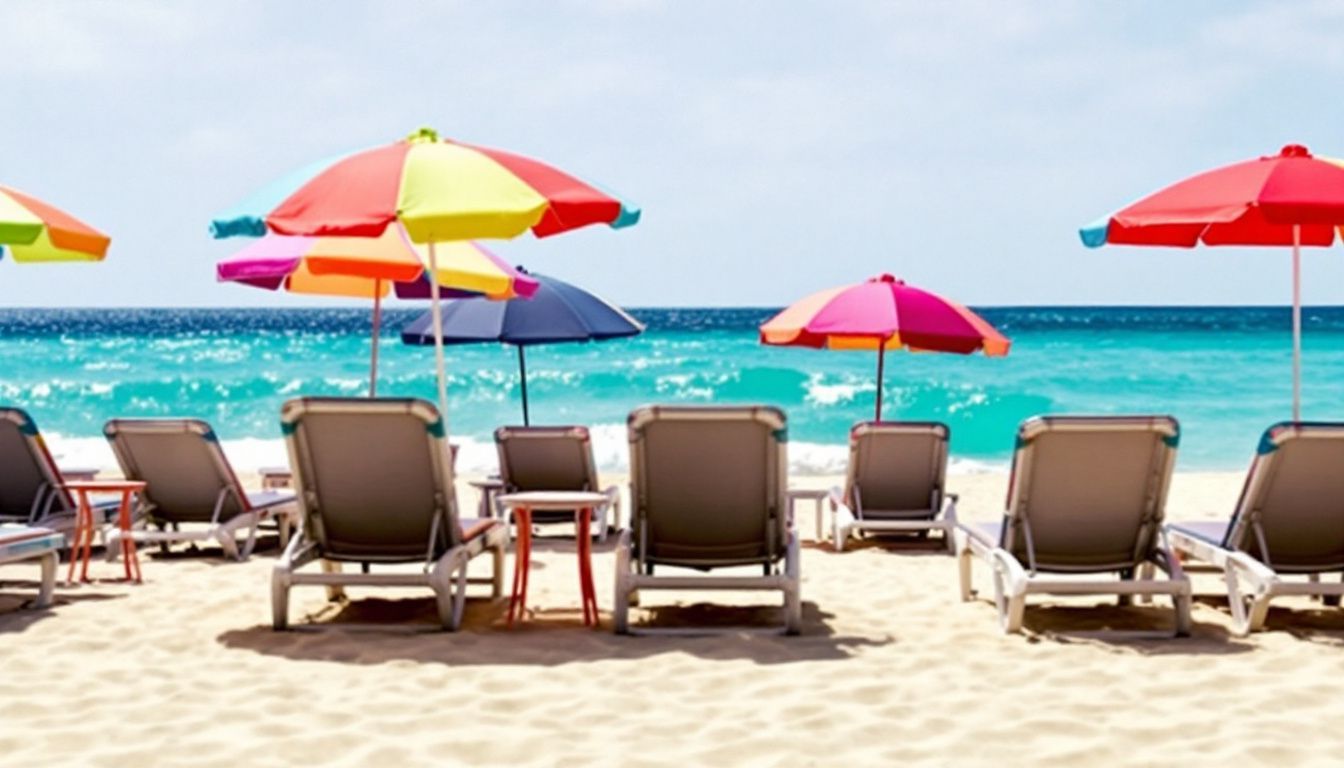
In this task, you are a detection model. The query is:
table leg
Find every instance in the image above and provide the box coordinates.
[65,495,84,585]
[119,492,141,583]
[508,508,532,627]
[578,507,598,627]
[76,491,94,583]
[815,498,824,542]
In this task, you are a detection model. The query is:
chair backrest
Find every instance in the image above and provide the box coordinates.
[281,397,460,562]
[843,421,948,518]
[1001,415,1179,573]
[495,426,598,493]
[628,405,787,569]
[0,408,72,522]
[104,419,251,524]
[1223,422,1344,572]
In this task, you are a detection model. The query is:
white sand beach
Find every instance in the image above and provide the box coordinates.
[3,470,1343,767]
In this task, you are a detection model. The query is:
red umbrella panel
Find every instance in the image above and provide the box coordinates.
[1081,144,1344,419]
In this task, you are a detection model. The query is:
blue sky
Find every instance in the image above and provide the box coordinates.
[4,0,1344,308]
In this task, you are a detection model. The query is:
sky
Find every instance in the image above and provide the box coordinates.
[4,0,1344,308]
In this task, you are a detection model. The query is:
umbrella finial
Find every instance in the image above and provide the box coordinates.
[407,127,440,144]
[871,273,901,285]
[1278,144,1311,159]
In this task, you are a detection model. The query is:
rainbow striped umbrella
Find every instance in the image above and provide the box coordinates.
[211,126,639,423]
[0,185,109,262]
[761,274,1009,420]
[217,229,537,395]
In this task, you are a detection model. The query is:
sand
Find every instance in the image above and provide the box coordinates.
[3,470,1344,767]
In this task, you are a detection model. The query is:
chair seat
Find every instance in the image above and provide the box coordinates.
[1168,521,1229,547]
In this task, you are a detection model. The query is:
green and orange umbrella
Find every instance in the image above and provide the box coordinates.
[216,229,538,396]
[0,185,109,263]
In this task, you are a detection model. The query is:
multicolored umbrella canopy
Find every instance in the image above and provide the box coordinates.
[0,185,109,262]
[217,231,538,396]
[1081,144,1344,419]
[760,274,1009,420]
[400,270,643,425]
[211,126,640,426]
[216,227,538,300]
[210,127,640,243]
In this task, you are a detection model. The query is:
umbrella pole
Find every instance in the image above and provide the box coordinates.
[369,279,382,398]
[427,242,451,429]
[1292,224,1302,421]
[518,346,530,426]
[875,342,886,421]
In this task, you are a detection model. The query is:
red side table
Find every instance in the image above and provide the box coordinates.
[64,480,146,584]
[496,491,609,628]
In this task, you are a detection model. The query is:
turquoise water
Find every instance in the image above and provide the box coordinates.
[1,307,1343,472]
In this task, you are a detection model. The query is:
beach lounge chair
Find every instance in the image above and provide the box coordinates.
[1167,422,1344,635]
[103,419,299,561]
[494,425,620,540]
[956,416,1191,636]
[273,397,506,631]
[0,408,80,533]
[828,421,957,553]
[0,525,64,609]
[614,405,800,635]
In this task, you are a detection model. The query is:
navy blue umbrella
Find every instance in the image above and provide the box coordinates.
[401,270,644,425]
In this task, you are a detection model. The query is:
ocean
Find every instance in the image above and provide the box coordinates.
[2,306,1343,475]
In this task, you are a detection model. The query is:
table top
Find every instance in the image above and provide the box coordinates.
[63,480,147,492]
[496,491,610,510]
[787,487,830,499]
[470,477,504,489]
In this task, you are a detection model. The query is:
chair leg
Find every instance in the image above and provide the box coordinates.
[36,551,56,609]
[783,536,801,635]
[1138,562,1156,605]
[993,561,1026,634]
[321,560,346,601]
[1117,568,1134,607]
[957,535,975,602]
[491,539,505,599]
[1224,564,1271,636]
[613,536,632,634]
[271,566,291,630]
[1324,573,1342,607]
[1173,590,1192,638]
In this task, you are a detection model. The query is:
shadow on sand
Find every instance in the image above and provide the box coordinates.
[0,586,127,633]
[218,594,890,667]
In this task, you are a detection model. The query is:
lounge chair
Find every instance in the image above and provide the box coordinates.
[828,421,958,553]
[0,525,64,609]
[614,405,800,635]
[1167,422,1344,635]
[956,416,1191,636]
[103,419,299,561]
[272,397,506,631]
[0,408,80,534]
[494,425,620,540]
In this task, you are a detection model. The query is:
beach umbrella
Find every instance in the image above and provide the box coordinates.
[1082,143,1344,420]
[760,274,1010,420]
[211,127,639,429]
[0,185,109,262]
[217,230,537,396]
[400,270,643,425]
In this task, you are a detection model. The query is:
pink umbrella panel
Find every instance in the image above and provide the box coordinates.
[760,274,1010,420]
